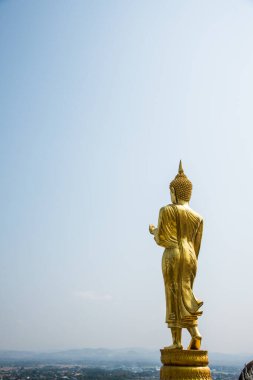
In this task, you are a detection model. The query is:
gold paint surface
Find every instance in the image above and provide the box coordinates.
[160,365,211,380]
[160,350,212,380]
[149,162,204,350]
[161,349,209,367]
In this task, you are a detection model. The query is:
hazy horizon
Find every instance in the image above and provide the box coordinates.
[0,347,252,356]
[1,0,253,354]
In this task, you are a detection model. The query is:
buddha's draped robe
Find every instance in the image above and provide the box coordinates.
[154,204,203,328]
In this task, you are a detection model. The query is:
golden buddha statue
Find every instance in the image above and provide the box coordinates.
[149,161,204,351]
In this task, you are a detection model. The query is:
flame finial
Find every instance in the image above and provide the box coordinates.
[178,160,184,174]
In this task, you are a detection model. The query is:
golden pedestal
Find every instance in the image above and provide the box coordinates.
[160,349,212,380]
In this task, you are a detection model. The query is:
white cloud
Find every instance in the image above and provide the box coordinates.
[74,290,112,301]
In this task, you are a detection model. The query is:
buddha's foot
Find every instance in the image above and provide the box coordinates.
[164,343,183,350]
[187,336,202,350]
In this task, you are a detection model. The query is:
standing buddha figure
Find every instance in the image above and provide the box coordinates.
[149,161,203,350]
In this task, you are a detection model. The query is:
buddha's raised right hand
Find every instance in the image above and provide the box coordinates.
[149,224,156,234]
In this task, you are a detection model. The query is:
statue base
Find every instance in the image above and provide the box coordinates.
[160,349,212,380]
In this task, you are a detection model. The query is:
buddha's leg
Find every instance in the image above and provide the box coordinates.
[165,328,183,350]
[175,327,182,347]
[187,327,202,350]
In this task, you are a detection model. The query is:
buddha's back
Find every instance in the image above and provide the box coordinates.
[175,205,203,258]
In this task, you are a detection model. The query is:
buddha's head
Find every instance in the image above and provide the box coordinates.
[170,161,192,204]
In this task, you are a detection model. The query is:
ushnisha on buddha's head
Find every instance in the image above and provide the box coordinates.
[170,161,192,205]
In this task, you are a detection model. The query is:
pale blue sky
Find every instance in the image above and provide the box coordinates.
[1,0,253,353]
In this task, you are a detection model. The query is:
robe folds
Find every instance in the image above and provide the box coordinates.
[154,204,203,328]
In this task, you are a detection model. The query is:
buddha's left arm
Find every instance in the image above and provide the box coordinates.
[154,207,173,248]
[153,207,166,246]
[194,220,203,258]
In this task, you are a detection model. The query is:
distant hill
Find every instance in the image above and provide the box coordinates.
[209,352,253,367]
[0,348,159,365]
[0,348,251,367]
